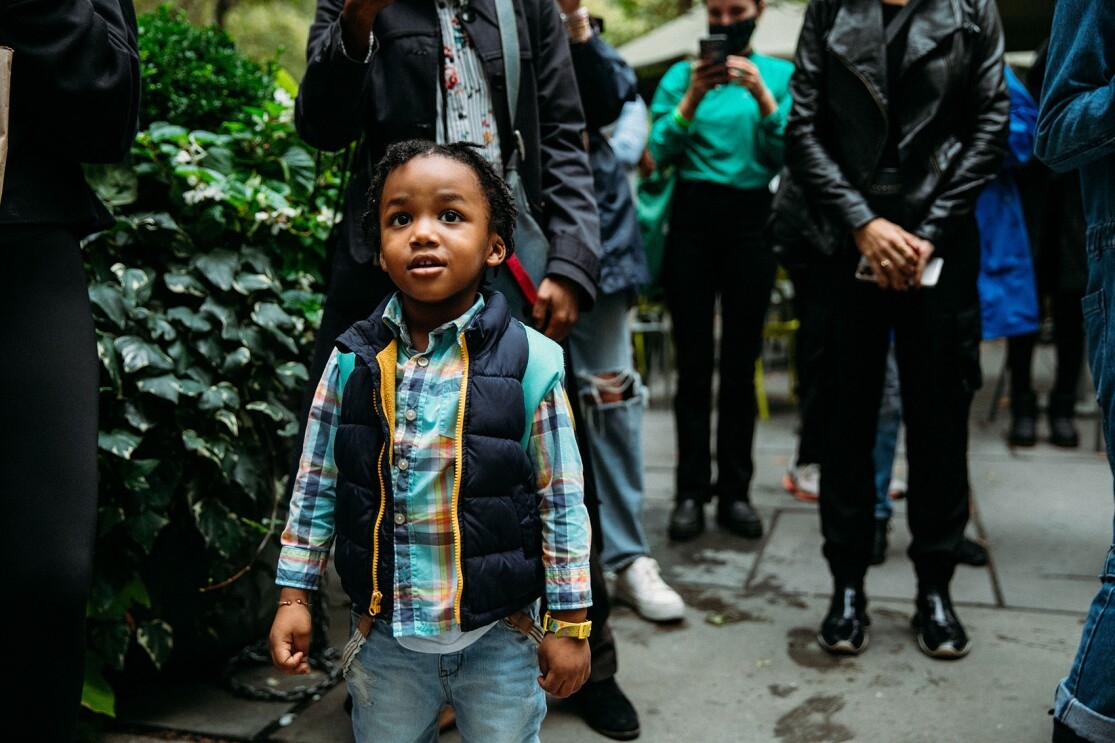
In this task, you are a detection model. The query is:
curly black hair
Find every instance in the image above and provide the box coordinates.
[361,139,518,262]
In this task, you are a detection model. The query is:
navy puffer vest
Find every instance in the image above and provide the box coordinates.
[331,292,545,630]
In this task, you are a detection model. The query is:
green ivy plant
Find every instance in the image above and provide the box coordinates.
[79,6,347,721]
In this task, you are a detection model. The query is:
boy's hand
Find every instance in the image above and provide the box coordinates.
[269,591,313,675]
[536,635,591,697]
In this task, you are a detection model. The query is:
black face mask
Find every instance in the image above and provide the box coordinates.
[709,18,756,55]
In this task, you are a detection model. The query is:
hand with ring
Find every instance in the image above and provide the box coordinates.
[853,218,922,291]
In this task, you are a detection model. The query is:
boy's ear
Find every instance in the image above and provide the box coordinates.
[486,234,508,267]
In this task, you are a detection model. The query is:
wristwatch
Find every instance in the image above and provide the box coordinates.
[541,611,593,639]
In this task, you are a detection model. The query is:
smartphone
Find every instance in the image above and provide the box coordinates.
[699,35,728,66]
[855,256,944,287]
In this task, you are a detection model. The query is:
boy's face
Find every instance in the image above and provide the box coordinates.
[378,155,507,326]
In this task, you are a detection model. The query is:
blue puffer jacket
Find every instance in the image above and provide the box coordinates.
[331,291,547,630]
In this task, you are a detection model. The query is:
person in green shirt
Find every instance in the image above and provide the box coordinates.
[648,0,793,543]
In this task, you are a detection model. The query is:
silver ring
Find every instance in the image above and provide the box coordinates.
[879,259,892,268]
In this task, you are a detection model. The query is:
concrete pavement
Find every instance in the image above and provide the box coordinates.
[102,338,1113,742]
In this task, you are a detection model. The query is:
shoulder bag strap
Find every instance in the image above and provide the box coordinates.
[493,0,540,305]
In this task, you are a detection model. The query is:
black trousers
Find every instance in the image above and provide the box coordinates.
[295,241,618,679]
[1,226,99,739]
[814,217,982,589]
[785,255,837,468]
[662,181,776,504]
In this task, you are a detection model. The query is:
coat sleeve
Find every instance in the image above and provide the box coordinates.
[913,0,1010,246]
[530,0,601,304]
[569,33,636,132]
[294,0,374,152]
[0,0,140,163]
[1034,0,1115,173]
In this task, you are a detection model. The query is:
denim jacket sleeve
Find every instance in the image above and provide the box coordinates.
[1034,0,1115,173]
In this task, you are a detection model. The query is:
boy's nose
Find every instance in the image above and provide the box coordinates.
[409,216,439,245]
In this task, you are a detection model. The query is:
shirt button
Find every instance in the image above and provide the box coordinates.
[394,512,406,525]
[416,356,429,368]
[405,409,417,422]
[398,458,409,470]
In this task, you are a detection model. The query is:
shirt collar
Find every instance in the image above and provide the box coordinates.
[382,292,487,354]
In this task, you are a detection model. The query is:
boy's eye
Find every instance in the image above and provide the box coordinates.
[387,212,412,227]
[440,210,464,223]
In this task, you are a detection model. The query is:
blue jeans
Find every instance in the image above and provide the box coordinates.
[874,343,901,523]
[346,615,546,743]
[567,290,651,572]
[1055,246,1115,741]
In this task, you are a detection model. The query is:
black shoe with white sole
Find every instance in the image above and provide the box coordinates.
[817,584,870,655]
[912,588,971,659]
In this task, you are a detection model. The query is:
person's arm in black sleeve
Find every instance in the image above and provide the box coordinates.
[295,0,391,152]
[914,0,1010,247]
[569,31,637,131]
[0,0,140,162]
[531,0,601,311]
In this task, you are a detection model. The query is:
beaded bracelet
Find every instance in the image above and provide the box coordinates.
[277,598,312,608]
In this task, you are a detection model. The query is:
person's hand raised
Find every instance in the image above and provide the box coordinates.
[727,55,777,116]
[340,0,395,59]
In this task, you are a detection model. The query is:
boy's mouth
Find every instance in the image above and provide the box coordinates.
[408,254,446,270]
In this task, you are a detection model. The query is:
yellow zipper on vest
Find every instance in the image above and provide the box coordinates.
[452,340,470,625]
[366,341,399,619]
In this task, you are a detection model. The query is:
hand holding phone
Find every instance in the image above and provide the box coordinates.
[855,255,943,287]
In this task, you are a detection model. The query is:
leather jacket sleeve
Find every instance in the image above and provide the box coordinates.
[913,0,1009,247]
[786,0,1010,250]
[784,0,876,239]
[0,0,140,163]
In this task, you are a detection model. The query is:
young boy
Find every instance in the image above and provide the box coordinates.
[269,139,593,741]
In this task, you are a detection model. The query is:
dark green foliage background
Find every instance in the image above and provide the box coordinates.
[80,6,346,719]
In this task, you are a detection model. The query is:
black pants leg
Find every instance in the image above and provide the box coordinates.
[664,182,775,504]
[819,218,980,589]
[1,227,99,739]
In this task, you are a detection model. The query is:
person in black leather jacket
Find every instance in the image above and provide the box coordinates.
[772,0,1009,660]
[0,0,140,735]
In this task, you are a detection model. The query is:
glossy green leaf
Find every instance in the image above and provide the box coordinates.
[136,620,174,670]
[99,429,142,460]
[199,382,241,411]
[89,284,129,329]
[195,250,240,291]
[81,652,116,717]
[164,271,207,297]
[136,373,181,402]
[115,336,175,374]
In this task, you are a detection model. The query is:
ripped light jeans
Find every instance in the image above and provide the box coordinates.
[567,290,651,573]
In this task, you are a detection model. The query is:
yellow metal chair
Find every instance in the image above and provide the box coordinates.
[754,317,800,420]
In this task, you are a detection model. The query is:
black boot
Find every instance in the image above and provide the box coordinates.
[1009,391,1038,447]
[1048,392,1080,448]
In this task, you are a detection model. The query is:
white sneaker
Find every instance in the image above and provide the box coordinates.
[783,462,821,502]
[613,556,685,622]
